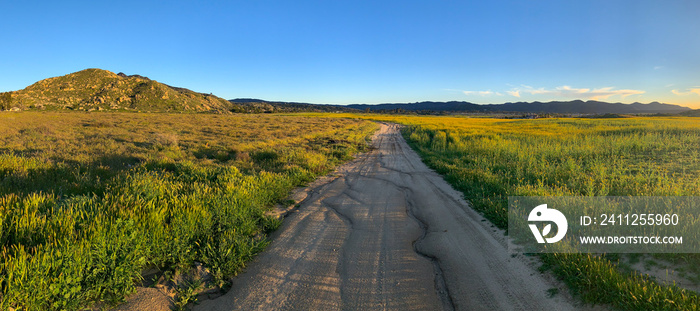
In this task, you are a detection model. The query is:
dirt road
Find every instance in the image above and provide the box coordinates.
[195,123,577,311]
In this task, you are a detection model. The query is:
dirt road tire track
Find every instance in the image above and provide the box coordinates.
[194,123,578,311]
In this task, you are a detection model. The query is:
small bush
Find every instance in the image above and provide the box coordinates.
[152,132,179,148]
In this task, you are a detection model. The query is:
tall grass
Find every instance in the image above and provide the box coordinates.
[0,112,377,310]
[323,114,700,310]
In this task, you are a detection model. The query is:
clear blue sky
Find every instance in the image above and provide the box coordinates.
[1,0,699,107]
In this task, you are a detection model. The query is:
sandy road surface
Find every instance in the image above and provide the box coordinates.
[195,123,577,311]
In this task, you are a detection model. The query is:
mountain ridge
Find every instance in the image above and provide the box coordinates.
[345,100,690,114]
[228,98,358,113]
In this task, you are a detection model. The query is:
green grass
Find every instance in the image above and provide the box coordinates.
[0,111,377,310]
[319,113,700,310]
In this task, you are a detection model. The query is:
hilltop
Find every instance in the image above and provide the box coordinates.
[0,69,245,113]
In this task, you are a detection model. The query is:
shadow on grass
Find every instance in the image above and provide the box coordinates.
[0,154,142,198]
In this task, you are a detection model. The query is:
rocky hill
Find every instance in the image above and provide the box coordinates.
[0,69,245,113]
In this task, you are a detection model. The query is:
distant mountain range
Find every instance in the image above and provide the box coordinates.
[346,100,691,114]
[230,99,692,115]
[0,69,693,115]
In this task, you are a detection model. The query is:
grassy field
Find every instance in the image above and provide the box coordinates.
[317,113,700,310]
[0,112,377,310]
[5,111,700,310]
